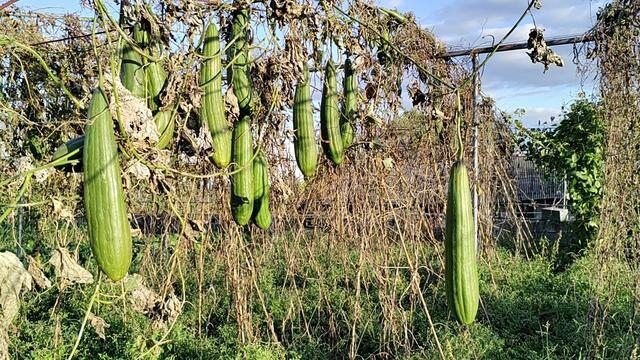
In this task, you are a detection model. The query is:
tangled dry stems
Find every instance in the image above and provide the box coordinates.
[1,0,638,357]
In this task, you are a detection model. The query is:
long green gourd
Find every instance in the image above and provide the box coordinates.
[341,57,356,148]
[120,5,174,149]
[120,41,146,99]
[146,55,175,149]
[52,135,84,172]
[231,114,254,225]
[252,149,272,230]
[83,88,132,281]
[145,49,166,113]
[133,22,150,48]
[444,160,479,324]
[293,65,318,178]
[227,8,252,113]
[153,109,175,150]
[200,21,232,168]
[320,60,344,165]
[141,18,175,149]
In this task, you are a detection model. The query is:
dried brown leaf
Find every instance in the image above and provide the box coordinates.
[87,312,109,340]
[104,76,158,144]
[0,252,32,326]
[27,256,51,290]
[126,160,152,181]
[126,274,161,315]
[0,326,7,360]
[48,248,94,288]
[225,87,240,120]
[51,198,74,221]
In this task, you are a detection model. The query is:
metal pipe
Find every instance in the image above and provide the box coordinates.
[440,33,594,59]
[0,0,20,12]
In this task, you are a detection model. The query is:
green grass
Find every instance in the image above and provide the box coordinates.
[2,220,638,359]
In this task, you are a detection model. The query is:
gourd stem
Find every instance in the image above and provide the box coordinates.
[91,15,105,90]
[455,90,464,161]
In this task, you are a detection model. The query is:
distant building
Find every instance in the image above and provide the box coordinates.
[511,155,566,204]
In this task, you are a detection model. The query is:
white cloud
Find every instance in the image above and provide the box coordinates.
[519,107,562,128]
[479,46,586,89]
[406,0,605,128]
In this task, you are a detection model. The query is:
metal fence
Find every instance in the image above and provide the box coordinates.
[507,155,569,242]
[511,155,565,204]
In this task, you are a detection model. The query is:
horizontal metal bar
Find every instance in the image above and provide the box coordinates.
[0,0,20,12]
[440,33,595,58]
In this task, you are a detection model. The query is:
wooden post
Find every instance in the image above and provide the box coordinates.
[471,54,480,252]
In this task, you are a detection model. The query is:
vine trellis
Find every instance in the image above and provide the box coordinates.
[0,0,637,358]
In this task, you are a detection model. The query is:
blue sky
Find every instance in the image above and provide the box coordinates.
[379,0,605,127]
[17,0,605,127]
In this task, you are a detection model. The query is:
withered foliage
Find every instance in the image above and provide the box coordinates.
[0,1,529,357]
[586,0,640,356]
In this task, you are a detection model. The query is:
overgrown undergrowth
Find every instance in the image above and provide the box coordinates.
[2,225,637,360]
